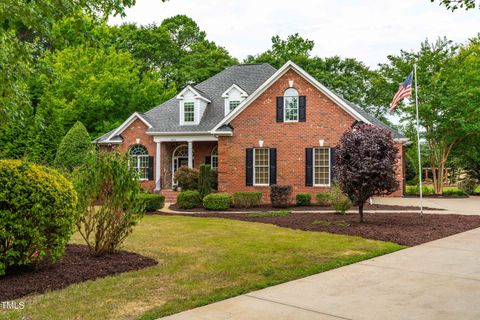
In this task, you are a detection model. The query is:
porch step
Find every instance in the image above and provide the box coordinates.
[161,190,180,204]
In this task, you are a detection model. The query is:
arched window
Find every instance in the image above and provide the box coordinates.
[284,88,299,122]
[129,144,149,180]
[211,146,218,170]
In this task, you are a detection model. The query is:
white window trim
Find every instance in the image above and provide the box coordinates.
[211,146,218,169]
[182,100,195,124]
[129,154,149,181]
[283,90,299,123]
[253,148,270,186]
[313,147,331,187]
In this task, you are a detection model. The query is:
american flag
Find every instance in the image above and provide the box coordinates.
[390,72,413,112]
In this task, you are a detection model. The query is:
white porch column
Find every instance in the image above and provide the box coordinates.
[187,141,193,168]
[155,142,161,191]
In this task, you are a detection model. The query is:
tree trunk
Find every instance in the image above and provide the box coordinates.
[358,203,364,223]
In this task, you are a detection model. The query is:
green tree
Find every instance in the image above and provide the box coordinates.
[431,0,478,10]
[54,121,94,172]
[380,37,480,194]
[38,45,174,137]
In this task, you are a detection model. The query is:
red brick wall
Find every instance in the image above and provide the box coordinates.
[218,69,405,203]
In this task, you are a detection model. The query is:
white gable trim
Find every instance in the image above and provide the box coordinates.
[176,85,211,103]
[106,112,153,142]
[212,61,370,133]
[221,84,248,98]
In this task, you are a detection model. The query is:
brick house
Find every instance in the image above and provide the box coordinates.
[95,61,408,201]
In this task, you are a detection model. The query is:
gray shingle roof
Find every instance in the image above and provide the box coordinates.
[95,62,404,142]
[144,63,277,133]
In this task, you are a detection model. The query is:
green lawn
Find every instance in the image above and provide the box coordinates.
[3,215,403,320]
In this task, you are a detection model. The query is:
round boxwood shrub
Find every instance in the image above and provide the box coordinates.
[0,160,77,275]
[296,193,311,206]
[203,193,231,210]
[177,190,202,209]
[137,193,165,211]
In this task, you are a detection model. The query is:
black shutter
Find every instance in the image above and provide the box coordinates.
[330,147,336,184]
[246,148,253,186]
[276,97,284,122]
[299,96,306,122]
[305,148,313,186]
[205,156,211,165]
[148,156,154,181]
[269,148,277,185]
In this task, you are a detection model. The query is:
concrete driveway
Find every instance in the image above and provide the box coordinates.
[161,227,480,320]
[372,196,480,215]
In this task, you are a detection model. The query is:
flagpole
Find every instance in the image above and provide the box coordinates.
[414,63,423,217]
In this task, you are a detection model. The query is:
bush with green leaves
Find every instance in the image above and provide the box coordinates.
[0,160,77,275]
[231,192,262,208]
[458,177,478,195]
[296,193,311,206]
[198,164,211,198]
[316,192,332,206]
[137,193,165,211]
[54,121,94,173]
[330,185,352,214]
[177,190,202,209]
[174,166,199,191]
[203,193,231,210]
[270,185,292,208]
[442,188,466,197]
[74,152,144,256]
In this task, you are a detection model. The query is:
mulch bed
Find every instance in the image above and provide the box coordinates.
[167,203,441,213]
[159,211,480,246]
[0,244,157,301]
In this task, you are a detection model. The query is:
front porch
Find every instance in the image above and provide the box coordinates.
[151,137,217,192]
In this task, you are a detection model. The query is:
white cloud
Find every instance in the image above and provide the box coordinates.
[109,0,480,68]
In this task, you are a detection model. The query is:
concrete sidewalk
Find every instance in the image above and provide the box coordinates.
[161,227,480,320]
[372,196,480,215]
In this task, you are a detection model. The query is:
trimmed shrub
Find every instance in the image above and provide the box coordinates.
[231,192,262,208]
[270,185,292,208]
[54,121,94,173]
[316,192,332,206]
[443,189,467,197]
[203,193,231,210]
[137,193,165,211]
[177,190,202,209]
[296,193,311,206]
[330,185,352,214]
[458,178,478,195]
[0,160,77,275]
[198,164,212,198]
[74,152,144,256]
[174,166,199,191]
[211,169,218,190]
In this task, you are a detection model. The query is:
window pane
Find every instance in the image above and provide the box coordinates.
[254,148,269,185]
[184,102,195,122]
[229,100,240,112]
[314,148,330,185]
[284,96,298,121]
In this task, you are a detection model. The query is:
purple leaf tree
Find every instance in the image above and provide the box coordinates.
[335,124,399,222]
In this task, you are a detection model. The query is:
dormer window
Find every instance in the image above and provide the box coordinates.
[177,85,211,126]
[183,101,195,123]
[222,84,248,116]
[284,88,299,122]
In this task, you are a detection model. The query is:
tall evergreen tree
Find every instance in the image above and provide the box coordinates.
[54,121,94,173]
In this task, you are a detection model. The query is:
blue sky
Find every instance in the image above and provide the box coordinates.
[109,0,480,68]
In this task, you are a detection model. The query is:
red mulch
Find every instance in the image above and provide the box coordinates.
[0,244,157,301]
[168,203,441,213]
[159,211,480,247]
